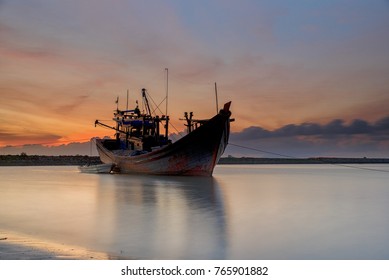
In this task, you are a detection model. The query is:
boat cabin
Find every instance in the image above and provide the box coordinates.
[95,88,172,154]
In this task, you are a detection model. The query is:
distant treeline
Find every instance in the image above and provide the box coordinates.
[0,155,102,166]
[1,154,389,166]
[218,157,389,164]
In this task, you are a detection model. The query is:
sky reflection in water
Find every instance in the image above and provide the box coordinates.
[1,165,389,259]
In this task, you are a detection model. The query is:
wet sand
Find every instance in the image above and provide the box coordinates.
[0,230,110,260]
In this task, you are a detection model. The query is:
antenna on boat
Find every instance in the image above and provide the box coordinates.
[165,68,169,116]
[214,82,219,113]
[126,89,129,111]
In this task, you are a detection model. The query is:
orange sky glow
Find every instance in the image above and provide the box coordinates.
[1,0,388,157]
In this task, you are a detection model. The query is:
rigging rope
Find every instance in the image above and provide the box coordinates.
[229,143,296,159]
[144,91,184,137]
[229,143,389,174]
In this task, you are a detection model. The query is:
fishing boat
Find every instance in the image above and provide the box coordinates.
[92,88,232,176]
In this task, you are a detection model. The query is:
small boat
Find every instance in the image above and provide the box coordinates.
[78,163,114,174]
[93,88,232,176]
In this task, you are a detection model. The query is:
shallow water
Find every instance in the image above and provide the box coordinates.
[1,164,388,259]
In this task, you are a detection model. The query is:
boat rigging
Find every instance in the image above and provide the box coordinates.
[92,87,232,176]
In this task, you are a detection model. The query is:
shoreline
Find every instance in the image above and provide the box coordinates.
[0,155,102,166]
[0,230,112,260]
[218,157,389,165]
[1,155,389,166]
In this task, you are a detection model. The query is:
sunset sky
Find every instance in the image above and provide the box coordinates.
[1,0,388,157]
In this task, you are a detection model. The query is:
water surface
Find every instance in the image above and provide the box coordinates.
[1,164,388,259]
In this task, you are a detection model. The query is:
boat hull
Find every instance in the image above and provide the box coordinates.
[78,163,113,174]
[95,105,231,176]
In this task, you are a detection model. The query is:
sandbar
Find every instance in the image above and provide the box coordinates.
[0,230,110,260]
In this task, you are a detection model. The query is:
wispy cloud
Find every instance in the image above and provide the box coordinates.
[56,95,90,112]
[0,131,62,146]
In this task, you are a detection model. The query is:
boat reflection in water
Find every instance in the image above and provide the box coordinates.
[94,174,227,259]
[3,165,389,259]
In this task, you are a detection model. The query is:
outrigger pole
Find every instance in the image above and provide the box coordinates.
[94,120,126,135]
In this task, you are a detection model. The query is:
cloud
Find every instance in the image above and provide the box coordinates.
[2,116,388,157]
[232,116,389,141]
[56,95,90,112]
[0,141,95,156]
[228,116,389,157]
[0,131,62,147]
[375,116,389,129]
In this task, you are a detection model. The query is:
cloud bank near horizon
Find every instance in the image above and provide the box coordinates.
[232,116,389,141]
[226,116,389,158]
[0,141,97,156]
[1,116,388,158]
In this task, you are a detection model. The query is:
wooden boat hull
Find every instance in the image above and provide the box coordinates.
[95,104,231,176]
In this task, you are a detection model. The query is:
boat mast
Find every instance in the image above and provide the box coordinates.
[165,68,169,117]
[165,68,169,138]
[126,89,129,111]
[115,96,119,141]
[141,88,151,116]
[214,82,219,113]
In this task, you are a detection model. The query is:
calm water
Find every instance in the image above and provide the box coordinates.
[1,164,389,259]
